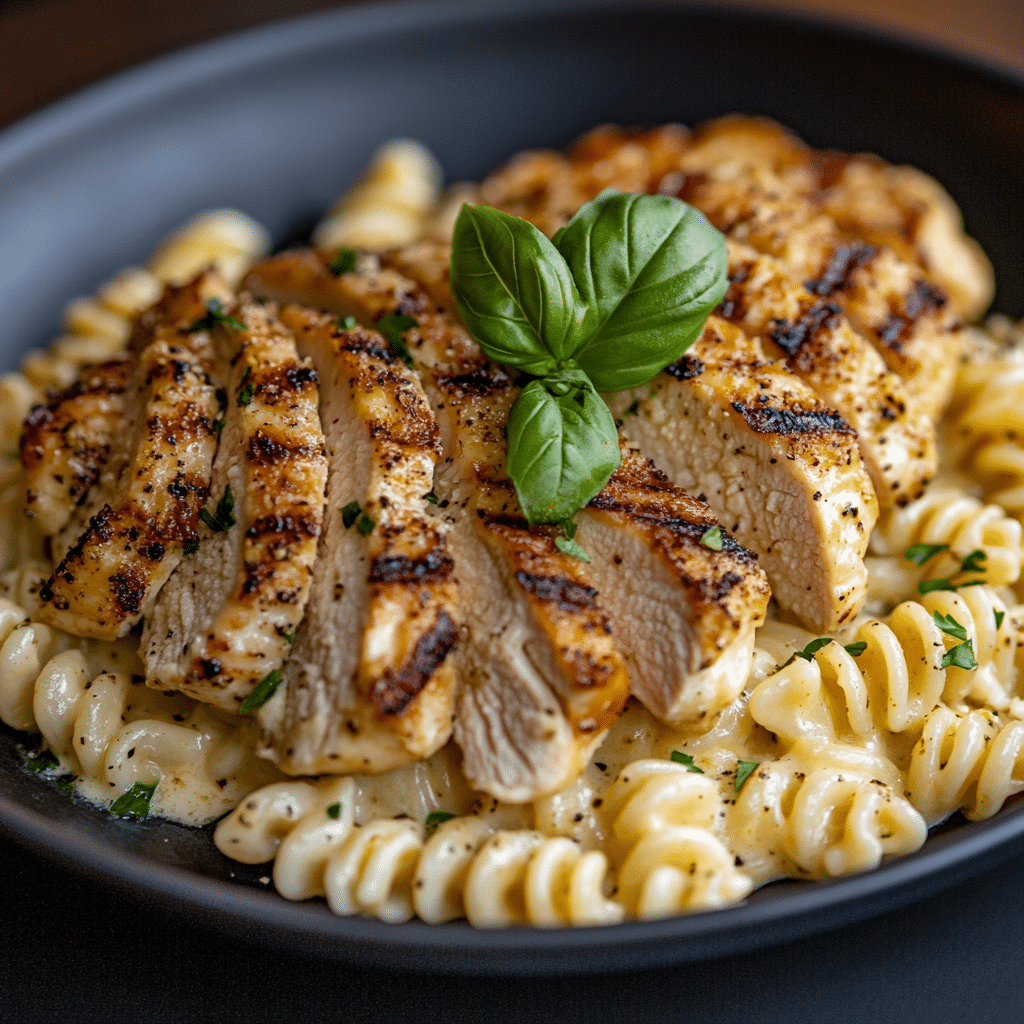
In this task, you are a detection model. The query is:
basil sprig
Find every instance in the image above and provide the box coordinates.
[450,190,727,526]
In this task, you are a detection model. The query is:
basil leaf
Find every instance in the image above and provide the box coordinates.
[110,781,157,819]
[933,610,968,642]
[552,191,728,391]
[941,640,978,671]
[670,750,704,773]
[450,205,586,374]
[505,368,620,525]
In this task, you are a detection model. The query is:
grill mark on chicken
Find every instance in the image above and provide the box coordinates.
[766,299,844,357]
[874,279,949,352]
[370,609,459,715]
[369,549,455,585]
[513,571,599,612]
[664,355,706,381]
[731,401,854,436]
[805,241,879,296]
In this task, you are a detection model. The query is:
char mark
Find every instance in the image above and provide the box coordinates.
[436,366,512,395]
[515,571,598,612]
[340,327,400,366]
[108,564,147,616]
[767,299,842,357]
[664,354,705,381]
[247,429,320,466]
[732,401,853,435]
[806,241,878,295]
[875,279,949,349]
[716,264,752,321]
[681,569,745,606]
[246,513,321,544]
[370,548,454,586]
[370,609,458,716]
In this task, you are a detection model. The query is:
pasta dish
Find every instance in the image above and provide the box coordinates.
[1,118,1022,928]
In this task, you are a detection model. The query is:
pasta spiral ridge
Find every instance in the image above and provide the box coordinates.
[729,740,927,882]
[601,760,753,918]
[907,706,1024,822]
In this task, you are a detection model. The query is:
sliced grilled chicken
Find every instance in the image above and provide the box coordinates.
[35,272,228,639]
[142,302,328,711]
[250,306,458,775]
[610,316,877,634]
[244,250,631,802]
[809,149,993,322]
[719,239,935,506]
[673,117,965,420]
[20,359,130,537]
[579,445,770,724]
[388,241,773,722]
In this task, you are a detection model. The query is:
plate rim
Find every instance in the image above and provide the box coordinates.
[1,0,1023,975]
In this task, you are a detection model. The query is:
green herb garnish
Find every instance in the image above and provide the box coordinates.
[995,609,1006,630]
[341,501,361,529]
[182,538,200,557]
[904,542,948,567]
[843,641,867,657]
[327,803,341,819]
[338,315,358,330]
[554,535,590,562]
[780,636,867,668]
[941,640,978,671]
[191,298,245,332]
[282,631,296,645]
[330,247,357,275]
[212,387,228,435]
[240,668,283,714]
[700,525,723,551]
[670,750,704,774]
[58,775,78,805]
[377,312,418,368]
[199,485,236,532]
[356,513,376,536]
[735,760,760,792]
[423,491,439,504]
[425,810,457,828]
[110,781,157,819]
[960,549,988,575]
[933,610,968,642]
[625,399,641,416]
[238,381,255,406]
[919,549,989,594]
[449,191,727,526]
[23,748,59,773]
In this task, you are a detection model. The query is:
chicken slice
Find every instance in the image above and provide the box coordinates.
[673,117,965,420]
[388,241,772,723]
[36,272,228,639]
[142,302,328,711]
[719,239,935,507]
[20,358,130,537]
[812,149,994,321]
[244,250,631,802]
[247,306,457,775]
[579,445,770,724]
[610,316,877,634]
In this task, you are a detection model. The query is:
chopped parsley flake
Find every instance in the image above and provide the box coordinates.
[670,750,704,774]
[356,513,376,536]
[919,549,989,594]
[338,315,357,330]
[283,631,296,645]
[330,248,357,275]
[781,637,867,668]
[904,542,948,567]
[423,491,439,504]
[843,641,867,657]
[700,525,723,551]
[182,538,200,557]
[199,485,236,533]
[240,668,283,715]
[995,609,1006,630]
[327,803,341,819]
[341,501,361,529]
[376,312,418,368]
[110,781,157,819]
[238,381,255,406]
[425,810,457,828]
[941,640,978,671]
[933,610,968,642]
[625,399,641,416]
[191,298,245,333]
[735,760,760,792]
[212,387,228,434]
[23,748,59,773]
[58,775,78,805]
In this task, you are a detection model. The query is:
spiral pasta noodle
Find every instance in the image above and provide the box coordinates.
[907,706,1024,822]
[0,595,274,823]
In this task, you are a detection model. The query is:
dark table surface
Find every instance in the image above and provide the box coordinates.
[2,2,1024,1020]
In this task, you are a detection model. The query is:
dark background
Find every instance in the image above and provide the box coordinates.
[1,1,1024,1020]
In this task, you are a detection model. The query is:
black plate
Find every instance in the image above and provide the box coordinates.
[1,0,1022,976]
